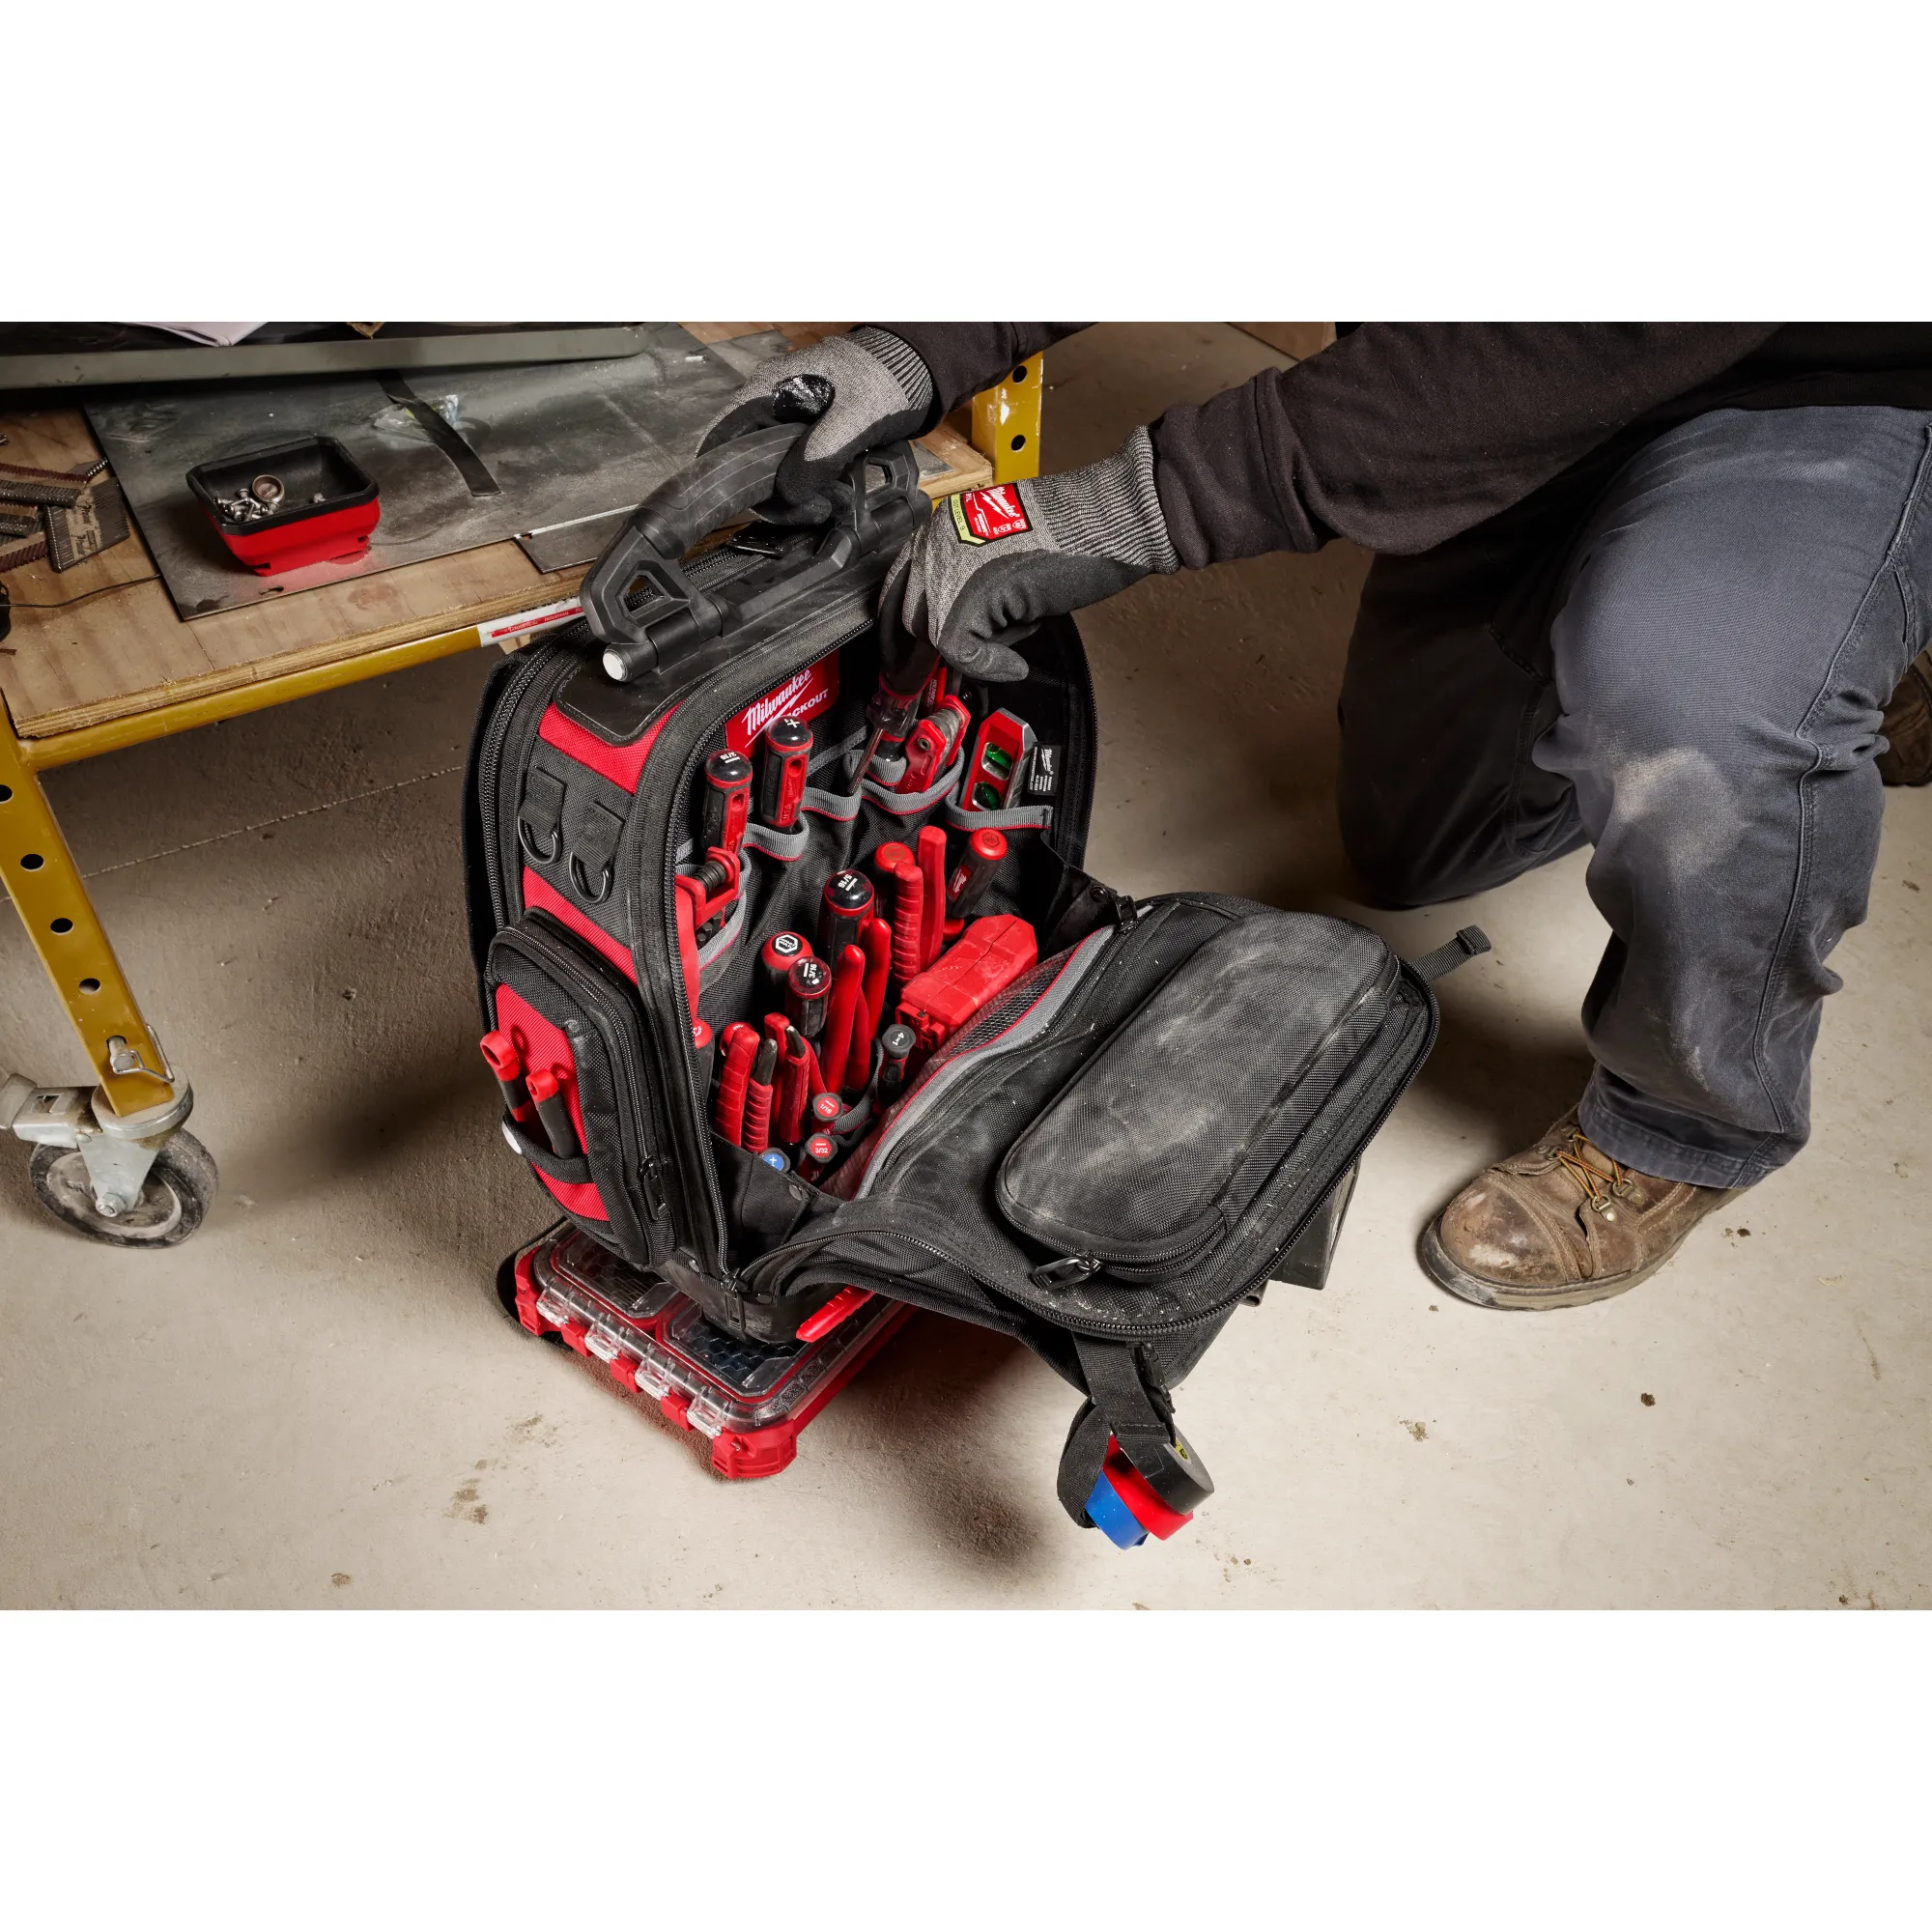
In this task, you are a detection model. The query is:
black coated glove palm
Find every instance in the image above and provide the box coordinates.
[879,428,1179,682]
[697,327,936,525]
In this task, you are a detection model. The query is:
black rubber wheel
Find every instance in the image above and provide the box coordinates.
[29,1129,218,1248]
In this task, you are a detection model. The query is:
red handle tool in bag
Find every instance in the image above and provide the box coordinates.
[713,1022,760,1145]
[817,944,866,1094]
[743,1035,780,1154]
[916,824,948,970]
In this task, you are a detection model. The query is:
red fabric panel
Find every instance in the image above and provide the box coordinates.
[494,982,607,1222]
[521,867,638,983]
[537,702,675,794]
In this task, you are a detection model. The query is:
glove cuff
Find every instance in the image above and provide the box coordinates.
[850,327,937,420]
[1032,426,1180,576]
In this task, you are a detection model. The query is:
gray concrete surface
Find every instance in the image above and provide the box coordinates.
[2,323,1926,1608]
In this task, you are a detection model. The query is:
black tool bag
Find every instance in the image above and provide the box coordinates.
[464,427,1486,1541]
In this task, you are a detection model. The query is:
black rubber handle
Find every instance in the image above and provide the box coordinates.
[582,423,807,674]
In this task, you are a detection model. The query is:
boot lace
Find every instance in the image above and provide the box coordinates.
[1550,1130,1634,1214]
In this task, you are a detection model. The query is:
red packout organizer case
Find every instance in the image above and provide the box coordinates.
[463,421,1485,1544]
[500,1223,909,1479]
[186,434,381,574]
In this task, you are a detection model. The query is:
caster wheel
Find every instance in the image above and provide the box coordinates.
[29,1129,217,1248]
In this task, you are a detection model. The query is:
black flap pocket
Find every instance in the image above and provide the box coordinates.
[995,912,1394,1276]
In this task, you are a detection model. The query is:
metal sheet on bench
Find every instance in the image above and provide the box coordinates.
[85,323,744,620]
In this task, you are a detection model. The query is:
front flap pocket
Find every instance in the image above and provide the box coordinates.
[995,912,1393,1274]
[488,913,673,1266]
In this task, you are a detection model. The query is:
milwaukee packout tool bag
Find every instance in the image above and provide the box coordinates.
[464,424,1486,1547]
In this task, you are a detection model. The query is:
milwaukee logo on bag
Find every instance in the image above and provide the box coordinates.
[725,657,839,753]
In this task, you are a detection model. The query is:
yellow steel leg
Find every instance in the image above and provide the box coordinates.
[971,354,1044,485]
[0,697,176,1118]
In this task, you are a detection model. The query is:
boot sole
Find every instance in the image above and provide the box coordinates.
[1417,1221,1687,1311]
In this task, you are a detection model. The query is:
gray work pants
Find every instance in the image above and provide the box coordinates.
[1339,406,1932,1188]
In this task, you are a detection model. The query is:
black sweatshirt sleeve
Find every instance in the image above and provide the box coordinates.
[1149,323,1783,567]
[868,323,1092,421]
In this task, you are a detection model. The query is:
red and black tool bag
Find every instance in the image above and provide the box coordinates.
[463,427,1484,1536]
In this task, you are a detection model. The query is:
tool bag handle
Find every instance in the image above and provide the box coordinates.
[582,420,923,684]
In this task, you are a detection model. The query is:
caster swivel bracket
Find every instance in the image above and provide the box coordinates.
[4,1067,195,1221]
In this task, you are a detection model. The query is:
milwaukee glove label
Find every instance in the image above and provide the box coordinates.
[952,484,1032,546]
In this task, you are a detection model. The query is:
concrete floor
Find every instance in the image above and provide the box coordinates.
[3,323,1927,1609]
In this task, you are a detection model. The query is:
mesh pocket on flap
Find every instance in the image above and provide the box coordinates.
[994,912,1392,1273]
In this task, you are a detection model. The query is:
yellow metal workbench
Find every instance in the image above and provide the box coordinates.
[0,324,1045,1242]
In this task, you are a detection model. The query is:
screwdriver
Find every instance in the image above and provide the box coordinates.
[797,1132,838,1183]
[874,1023,916,1105]
[756,716,813,832]
[760,929,812,1008]
[698,748,754,857]
[785,954,832,1044]
[818,870,875,964]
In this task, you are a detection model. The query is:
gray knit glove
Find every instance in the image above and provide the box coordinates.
[880,428,1179,682]
[698,327,935,525]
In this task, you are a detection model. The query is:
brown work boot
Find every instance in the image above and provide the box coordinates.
[1419,1109,1739,1310]
[1878,646,1932,785]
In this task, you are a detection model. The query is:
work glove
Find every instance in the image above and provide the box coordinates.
[880,427,1179,683]
[697,327,936,524]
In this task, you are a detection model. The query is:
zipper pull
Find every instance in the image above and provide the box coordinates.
[638,1153,668,1220]
[1032,1255,1102,1289]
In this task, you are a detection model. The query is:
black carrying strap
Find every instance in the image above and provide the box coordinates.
[1411,923,1491,983]
[1056,1334,1215,1528]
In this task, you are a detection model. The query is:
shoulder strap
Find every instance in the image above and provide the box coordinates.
[1056,1334,1215,1535]
[1409,923,1491,983]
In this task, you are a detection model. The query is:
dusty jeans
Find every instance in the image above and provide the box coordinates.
[1338,406,1932,1187]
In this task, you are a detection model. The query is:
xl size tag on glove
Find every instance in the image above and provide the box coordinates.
[950,484,1032,545]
